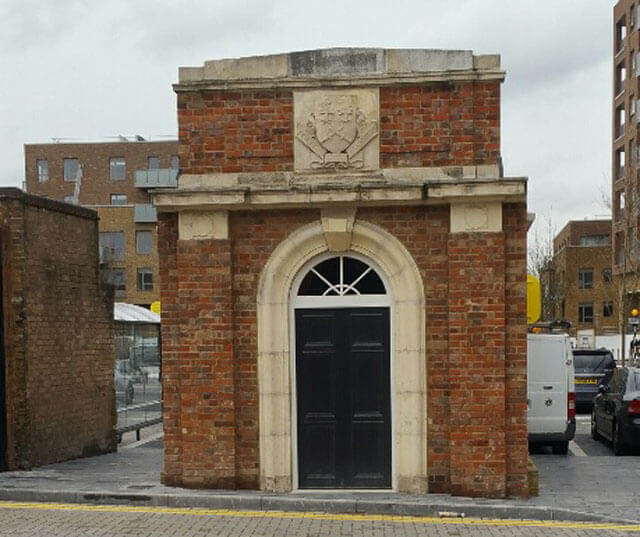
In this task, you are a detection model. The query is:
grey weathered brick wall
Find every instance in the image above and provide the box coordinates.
[1,189,115,469]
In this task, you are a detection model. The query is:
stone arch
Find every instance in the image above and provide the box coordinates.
[256,219,427,493]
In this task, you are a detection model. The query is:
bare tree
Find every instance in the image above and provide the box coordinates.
[528,214,564,322]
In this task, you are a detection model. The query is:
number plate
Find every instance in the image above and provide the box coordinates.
[575,377,597,384]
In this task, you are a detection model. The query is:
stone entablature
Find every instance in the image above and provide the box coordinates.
[175,48,503,91]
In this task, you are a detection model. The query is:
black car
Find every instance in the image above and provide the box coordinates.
[573,349,616,411]
[591,366,640,455]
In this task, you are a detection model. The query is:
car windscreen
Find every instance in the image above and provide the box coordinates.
[573,353,615,373]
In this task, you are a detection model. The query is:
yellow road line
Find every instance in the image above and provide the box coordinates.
[0,501,637,532]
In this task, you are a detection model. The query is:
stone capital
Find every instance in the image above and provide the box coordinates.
[178,210,229,240]
[450,201,502,233]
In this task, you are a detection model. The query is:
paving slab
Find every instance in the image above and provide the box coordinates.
[0,438,638,524]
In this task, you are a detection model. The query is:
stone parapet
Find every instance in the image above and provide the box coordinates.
[176,48,504,91]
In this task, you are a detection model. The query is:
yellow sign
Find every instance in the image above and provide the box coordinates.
[527,275,541,325]
[150,301,161,315]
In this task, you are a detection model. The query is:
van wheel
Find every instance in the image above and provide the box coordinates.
[552,441,569,455]
[613,423,626,456]
[590,411,601,440]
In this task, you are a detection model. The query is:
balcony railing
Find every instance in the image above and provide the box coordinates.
[135,168,178,189]
[134,204,157,223]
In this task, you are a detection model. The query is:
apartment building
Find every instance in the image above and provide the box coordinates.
[613,2,640,275]
[24,138,178,307]
[542,219,614,335]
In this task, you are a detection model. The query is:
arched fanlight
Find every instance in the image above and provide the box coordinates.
[297,256,386,296]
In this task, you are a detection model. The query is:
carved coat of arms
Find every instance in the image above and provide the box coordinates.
[296,94,378,170]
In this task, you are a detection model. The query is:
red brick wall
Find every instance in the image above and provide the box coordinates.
[158,213,181,484]
[159,203,528,497]
[380,82,500,168]
[447,231,506,497]
[177,91,294,174]
[177,81,500,174]
[1,193,115,469]
[503,203,529,497]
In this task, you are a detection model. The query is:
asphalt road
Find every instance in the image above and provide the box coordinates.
[0,502,637,537]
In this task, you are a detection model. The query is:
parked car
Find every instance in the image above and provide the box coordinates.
[591,366,640,455]
[527,333,576,454]
[573,348,616,412]
[115,361,134,406]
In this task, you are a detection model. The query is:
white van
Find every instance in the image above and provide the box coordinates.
[527,333,576,454]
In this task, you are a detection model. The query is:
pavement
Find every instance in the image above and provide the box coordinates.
[0,416,639,525]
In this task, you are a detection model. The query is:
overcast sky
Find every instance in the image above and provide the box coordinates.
[0,0,613,240]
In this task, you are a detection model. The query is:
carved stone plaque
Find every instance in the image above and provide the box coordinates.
[294,89,379,172]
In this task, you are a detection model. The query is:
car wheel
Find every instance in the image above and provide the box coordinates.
[612,422,626,456]
[590,410,600,440]
[552,441,569,455]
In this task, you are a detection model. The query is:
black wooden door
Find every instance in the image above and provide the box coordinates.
[0,240,6,471]
[296,307,391,488]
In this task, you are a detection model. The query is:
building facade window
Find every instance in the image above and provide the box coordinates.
[99,231,125,261]
[37,159,48,182]
[616,147,626,180]
[578,268,594,289]
[136,230,153,255]
[616,61,627,95]
[148,156,160,169]
[616,17,627,53]
[578,234,609,246]
[63,195,74,204]
[616,105,626,139]
[171,155,180,169]
[110,269,126,298]
[578,302,594,323]
[110,194,127,205]
[616,231,625,266]
[603,301,614,318]
[137,267,153,291]
[110,157,126,180]
[63,158,80,182]
[615,189,626,221]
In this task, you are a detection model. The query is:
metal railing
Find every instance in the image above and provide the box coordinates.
[115,345,162,441]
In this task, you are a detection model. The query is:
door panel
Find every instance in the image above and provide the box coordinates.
[296,311,339,486]
[296,308,390,489]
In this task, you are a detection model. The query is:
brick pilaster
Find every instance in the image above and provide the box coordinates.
[448,231,507,497]
[503,203,529,497]
[162,223,236,488]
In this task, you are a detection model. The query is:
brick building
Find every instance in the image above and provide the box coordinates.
[24,139,179,307]
[541,219,614,336]
[0,189,115,470]
[153,48,529,498]
[613,2,640,281]
[612,1,640,337]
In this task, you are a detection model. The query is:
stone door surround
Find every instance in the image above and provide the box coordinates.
[256,219,427,493]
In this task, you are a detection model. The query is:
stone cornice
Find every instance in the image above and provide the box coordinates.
[152,171,526,212]
[174,48,504,92]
